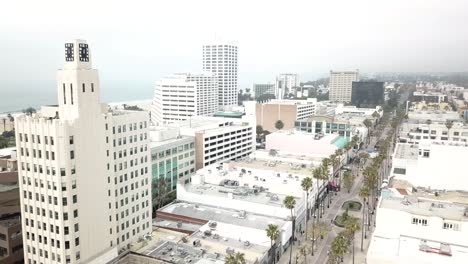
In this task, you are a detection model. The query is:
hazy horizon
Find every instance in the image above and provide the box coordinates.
[1,0,468,112]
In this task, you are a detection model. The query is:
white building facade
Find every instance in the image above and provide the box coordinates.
[202,42,238,108]
[151,73,218,125]
[367,194,468,264]
[166,117,255,169]
[329,70,359,103]
[15,40,152,264]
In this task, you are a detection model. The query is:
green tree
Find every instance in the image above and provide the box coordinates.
[283,196,296,264]
[266,224,280,264]
[363,119,373,144]
[342,171,355,193]
[330,231,350,263]
[225,252,246,264]
[344,217,361,264]
[256,125,264,135]
[275,120,284,130]
[23,107,36,116]
[359,186,370,251]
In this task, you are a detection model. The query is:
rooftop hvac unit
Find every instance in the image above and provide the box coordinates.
[193,239,201,247]
[208,221,218,229]
[226,247,235,254]
[238,210,247,218]
[204,230,212,236]
[244,241,250,247]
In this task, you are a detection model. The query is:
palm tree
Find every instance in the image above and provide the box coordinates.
[445,120,453,139]
[283,195,296,264]
[225,252,246,264]
[363,119,373,144]
[359,186,370,251]
[266,224,280,264]
[425,119,432,134]
[342,171,355,193]
[275,120,284,130]
[344,217,360,264]
[301,177,313,244]
[330,231,350,263]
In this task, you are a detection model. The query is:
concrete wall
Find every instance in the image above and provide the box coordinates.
[256,104,297,132]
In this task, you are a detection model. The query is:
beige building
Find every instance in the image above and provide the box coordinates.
[329,70,359,103]
[255,99,317,132]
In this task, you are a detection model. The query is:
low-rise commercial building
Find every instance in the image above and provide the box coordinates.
[149,127,196,210]
[367,188,468,264]
[166,117,255,169]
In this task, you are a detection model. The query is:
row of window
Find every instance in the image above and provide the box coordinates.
[23,205,78,221]
[412,217,460,231]
[112,122,147,134]
[19,134,55,145]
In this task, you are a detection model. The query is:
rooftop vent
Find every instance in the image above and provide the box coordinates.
[193,239,201,247]
[208,221,218,229]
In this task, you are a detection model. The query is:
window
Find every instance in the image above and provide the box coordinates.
[443,222,460,231]
[91,83,94,92]
[393,168,406,175]
[423,150,430,158]
[70,151,74,159]
[69,136,74,144]
[412,217,428,226]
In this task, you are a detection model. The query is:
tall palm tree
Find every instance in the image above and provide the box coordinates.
[301,177,313,242]
[283,195,296,264]
[445,120,453,139]
[225,252,246,264]
[266,224,280,264]
[358,186,370,251]
[425,119,432,134]
[344,217,360,264]
[363,119,373,144]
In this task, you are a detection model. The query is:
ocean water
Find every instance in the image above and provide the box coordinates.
[0,80,154,113]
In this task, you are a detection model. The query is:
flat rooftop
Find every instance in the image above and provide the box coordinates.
[159,202,286,231]
[394,143,419,160]
[184,183,291,208]
[150,135,193,149]
[380,196,468,221]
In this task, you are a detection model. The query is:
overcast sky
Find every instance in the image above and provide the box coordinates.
[1,0,468,88]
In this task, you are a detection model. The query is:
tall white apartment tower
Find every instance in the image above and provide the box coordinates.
[202,41,238,108]
[275,73,300,99]
[151,72,218,125]
[15,40,152,264]
[329,70,359,103]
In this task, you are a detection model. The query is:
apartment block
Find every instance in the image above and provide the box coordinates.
[275,73,300,99]
[151,73,218,125]
[329,70,359,103]
[14,40,152,264]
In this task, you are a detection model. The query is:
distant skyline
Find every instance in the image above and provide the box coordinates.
[1,0,468,111]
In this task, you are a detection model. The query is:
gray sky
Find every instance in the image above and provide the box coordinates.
[1,0,468,88]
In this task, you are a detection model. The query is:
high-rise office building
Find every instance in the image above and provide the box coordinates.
[151,73,218,125]
[351,81,384,108]
[329,70,359,103]
[252,83,275,98]
[15,40,152,263]
[202,41,238,108]
[275,73,300,99]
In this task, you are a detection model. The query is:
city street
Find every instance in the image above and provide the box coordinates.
[278,119,394,264]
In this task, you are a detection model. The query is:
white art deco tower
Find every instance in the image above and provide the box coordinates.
[202,41,238,108]
[15,40,152,263]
